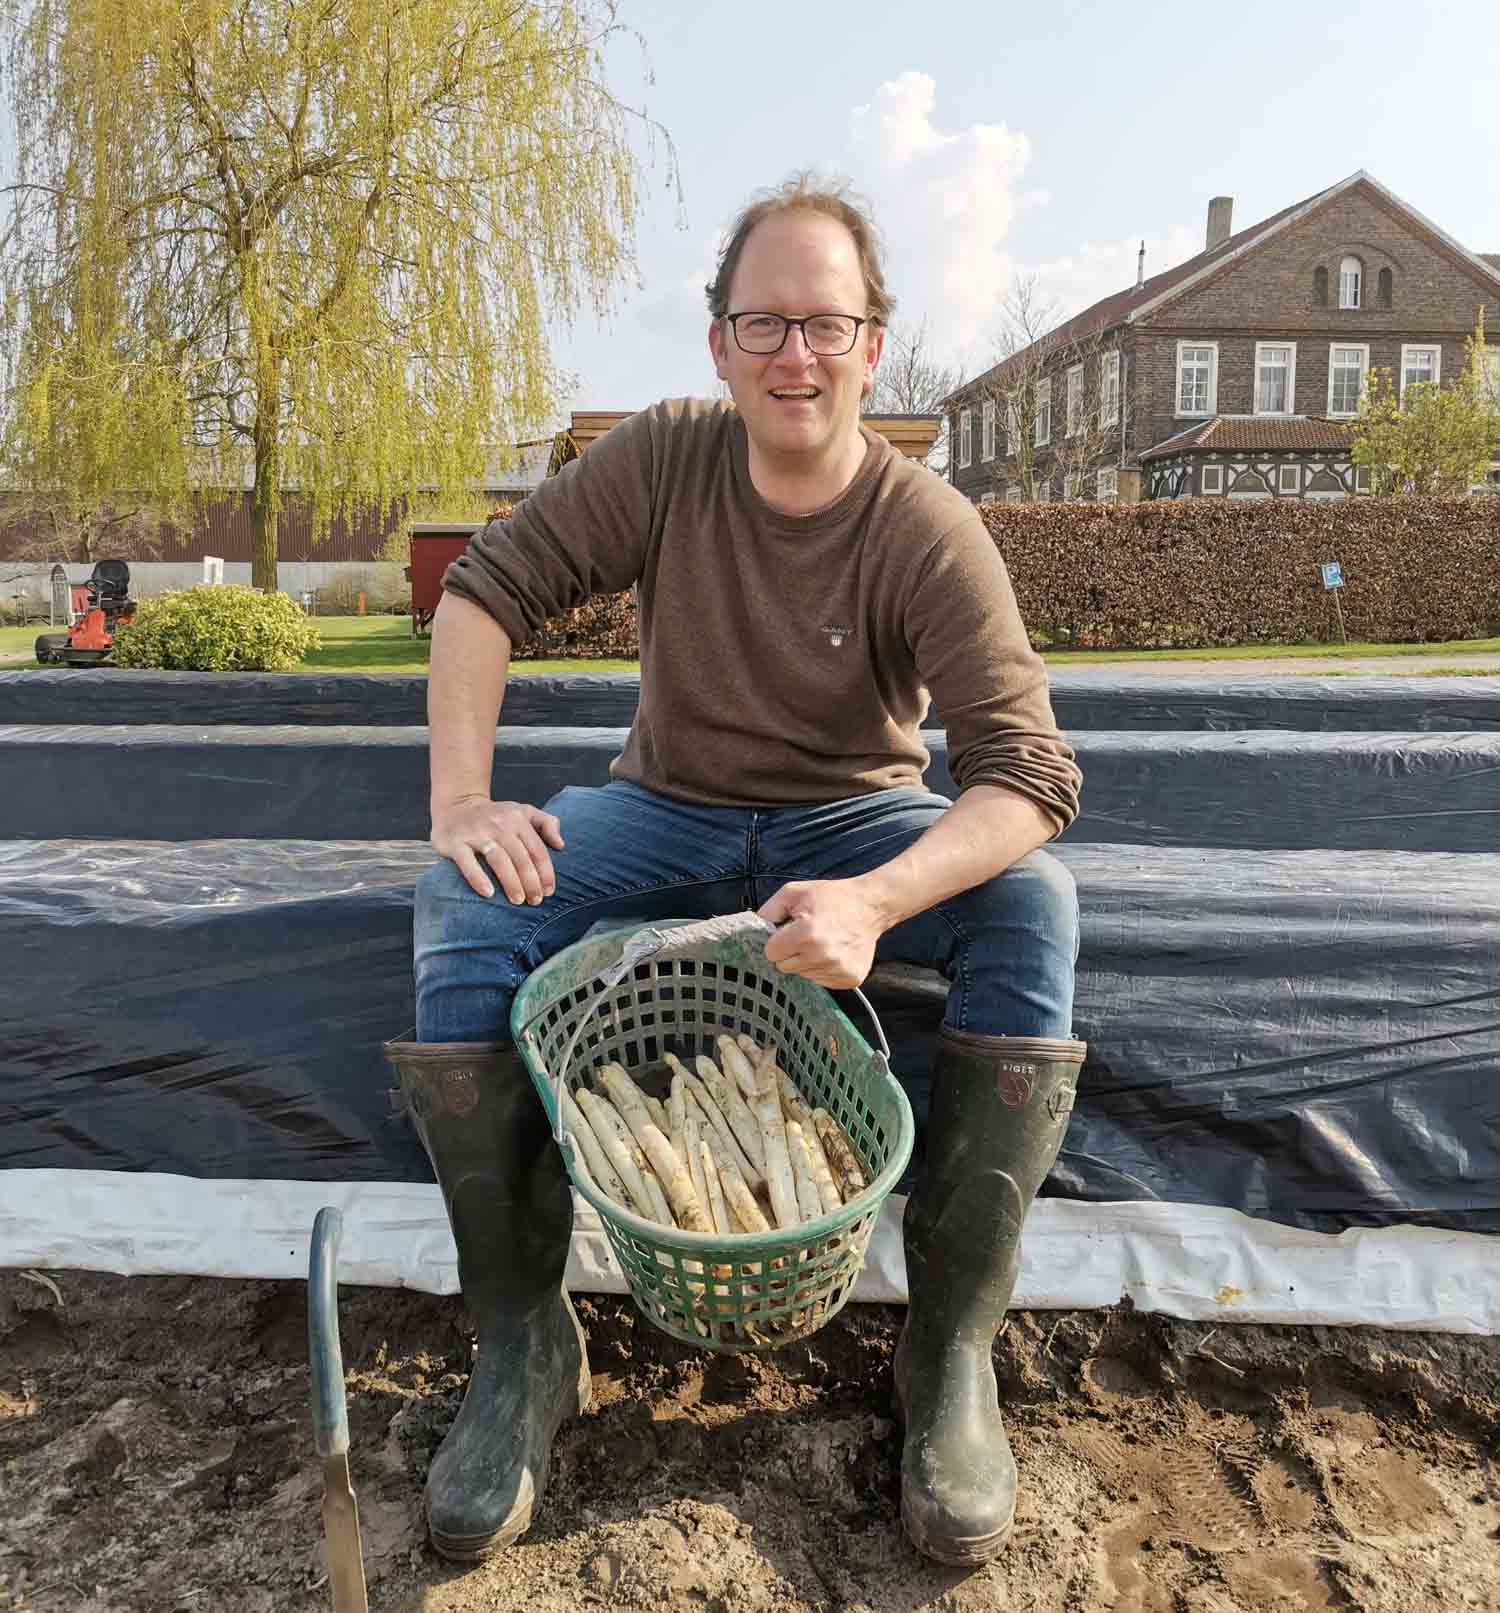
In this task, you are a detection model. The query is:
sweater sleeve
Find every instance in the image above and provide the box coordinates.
[441,404,660,644]
[905,519,1081,834]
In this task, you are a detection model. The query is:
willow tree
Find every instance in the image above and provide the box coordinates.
[2,0,662,589]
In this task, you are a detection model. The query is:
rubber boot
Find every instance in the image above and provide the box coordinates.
[894,1028,1086,1565]
[384,1033,591,1560]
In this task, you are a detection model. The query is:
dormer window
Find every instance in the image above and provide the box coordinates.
[1339,256,1362,309]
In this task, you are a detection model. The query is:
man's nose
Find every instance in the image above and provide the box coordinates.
[774,322,817,363]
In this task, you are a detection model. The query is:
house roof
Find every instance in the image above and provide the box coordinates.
[1140,415,1354,461]
[948,171,1500,408]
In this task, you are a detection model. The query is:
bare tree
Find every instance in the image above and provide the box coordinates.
[863,319,963,474]
[967,275,1129,502]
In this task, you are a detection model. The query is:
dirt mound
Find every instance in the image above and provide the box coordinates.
[1,1271,1496,1612]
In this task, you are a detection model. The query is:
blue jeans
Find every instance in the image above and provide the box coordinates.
[414,781,1079,1045]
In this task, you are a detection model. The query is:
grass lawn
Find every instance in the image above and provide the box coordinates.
[2,612,1498,672]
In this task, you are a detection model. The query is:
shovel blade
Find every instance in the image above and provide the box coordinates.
[321,1455,369,1613]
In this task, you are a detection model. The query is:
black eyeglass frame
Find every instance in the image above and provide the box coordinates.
[723,312,871,356]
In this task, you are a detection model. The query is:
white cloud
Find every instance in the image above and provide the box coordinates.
[1024,223,1205,327]
[849,71,1032,370]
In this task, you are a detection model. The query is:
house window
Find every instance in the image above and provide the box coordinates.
[1005,485,1024,505]
[1096,467,1118,502]
[1378,268,1393,308]
[1254,343,1296,414]
[980,400,996,462]
[1313,266,1328,307]
[1100,351,1121,427]
[1338,256,1362,309]
[1006,397,1020,457]
[1036,479,1051,503]
[1400,345,1441,402]
[1063,472,1081,501]
[1200,464,1224,494]
[1066,365,1084,435]
[958,409,972,468]
[1034,378,1052,446]
[1328,345,1369,416]
[1278,464,1301,494]
[1176,342,1218,415]
[1354,465,1372,492]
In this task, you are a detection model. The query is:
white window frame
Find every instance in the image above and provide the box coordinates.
[958,409,972,469]
[1176,341,1219,417]
[1063,471,1081,501]
[1354,465,1372,492]
[1253,341,1298,415]
[1100,351,1121,427]
[1005,485,1024,506]
[1338,256,1362,309]
[1327,343,1370,417]
[1399,344,1442,404]
[1034,378,1052,447]
[1200,464,1224,494]
[1277,463,1301,494]
[1066,364,1084,436]
[1036,479,1051,503]
[1096,467,1118,503]
[1005,396,1020,457]
[980,399,996,462]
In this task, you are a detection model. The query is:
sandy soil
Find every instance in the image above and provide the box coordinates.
[2,1270,1496,1613]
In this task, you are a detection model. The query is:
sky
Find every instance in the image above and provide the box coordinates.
[547,0,1500,422]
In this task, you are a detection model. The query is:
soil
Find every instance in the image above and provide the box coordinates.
[2,1272,1496,1613]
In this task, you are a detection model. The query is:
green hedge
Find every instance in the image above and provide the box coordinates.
[496,495,1500,657]
[979,495,1500,649]
[114,585,321,671]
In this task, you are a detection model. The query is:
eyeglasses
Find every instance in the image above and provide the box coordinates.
[725,312,868,356]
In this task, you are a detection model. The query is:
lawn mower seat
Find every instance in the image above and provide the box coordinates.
[88,560,132,607]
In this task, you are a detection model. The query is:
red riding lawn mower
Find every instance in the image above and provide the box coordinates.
[34,560,137,666]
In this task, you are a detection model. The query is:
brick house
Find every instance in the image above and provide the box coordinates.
[944,171,1500,504]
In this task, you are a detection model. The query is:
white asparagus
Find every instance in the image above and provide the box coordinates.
[812,1108,868,1198]
[644,1093,670,1133]
[784,1120,825,1222]
[640,1165,675,1228]
[600,1062,710,1231]
[693,1053,766,1173]
[766,1067,843,1214]
[561,1089,632,1210]
[682,1103,710,1224]
[666,1076,687,1139]
[575,1087,654,1216]
[717,1033,761,1101]
[741,1039,798,1231]
[669,1056,764,1189]
[708,1133,771,1234]
[699,1140,731,1237]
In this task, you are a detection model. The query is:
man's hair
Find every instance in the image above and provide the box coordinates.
[705,172,896,326]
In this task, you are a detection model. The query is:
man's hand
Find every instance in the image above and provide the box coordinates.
[432,796,565,903]
[757,879,891,990]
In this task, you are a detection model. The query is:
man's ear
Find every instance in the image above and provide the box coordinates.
[861,323,887,399]
[708,317,729,382]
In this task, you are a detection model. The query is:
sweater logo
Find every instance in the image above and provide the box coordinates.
[820,623,855,649]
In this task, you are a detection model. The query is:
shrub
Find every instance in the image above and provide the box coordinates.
[114,586,321,671]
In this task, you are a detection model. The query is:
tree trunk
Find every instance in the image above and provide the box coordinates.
[250,410,278,593]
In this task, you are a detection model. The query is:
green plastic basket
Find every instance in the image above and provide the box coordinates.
[512,921,915,1352]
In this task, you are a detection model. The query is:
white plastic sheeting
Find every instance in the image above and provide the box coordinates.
[4,1168,1495,1334]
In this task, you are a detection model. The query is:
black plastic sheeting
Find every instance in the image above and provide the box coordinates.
[5,724,1500,852]
[2,840,1496,1234]
[7,667,1500,731]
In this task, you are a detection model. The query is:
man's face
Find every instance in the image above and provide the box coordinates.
[709,209,883,466]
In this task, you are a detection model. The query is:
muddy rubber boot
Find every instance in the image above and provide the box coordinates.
[384,1034,591,1561]
[894,1028,1086,1566]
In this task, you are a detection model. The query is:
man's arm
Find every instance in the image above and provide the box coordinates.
[758,785,1054,989]
[427,592,564,905]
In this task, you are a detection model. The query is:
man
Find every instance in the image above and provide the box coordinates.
[384,174,1086,1568]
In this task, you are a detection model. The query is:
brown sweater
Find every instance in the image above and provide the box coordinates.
[444,398,1081,831]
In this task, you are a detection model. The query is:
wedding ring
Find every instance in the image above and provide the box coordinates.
[477,840,497,857]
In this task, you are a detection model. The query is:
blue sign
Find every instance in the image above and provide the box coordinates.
[1320,561,1344,591]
